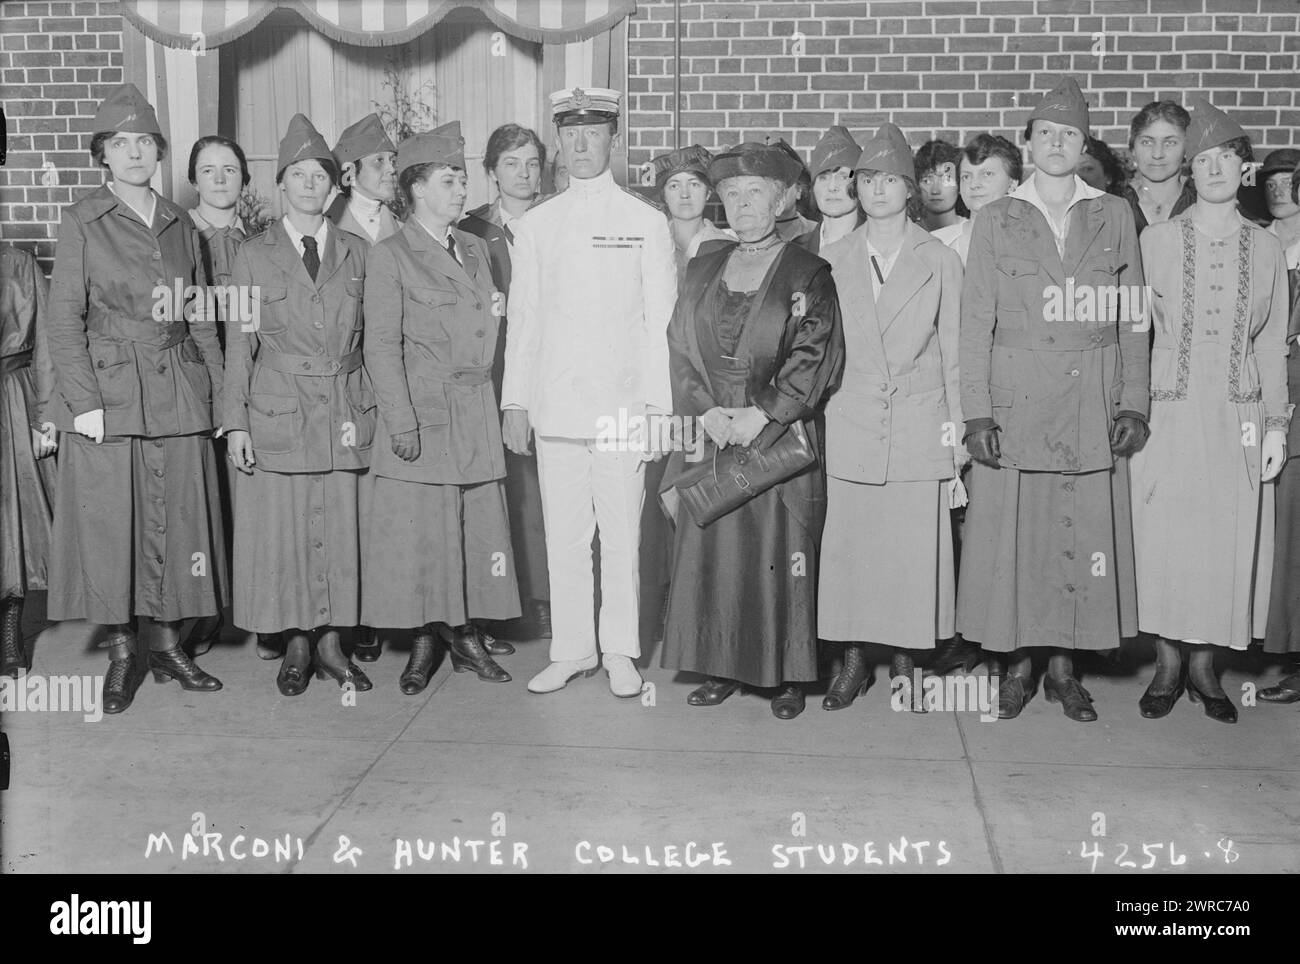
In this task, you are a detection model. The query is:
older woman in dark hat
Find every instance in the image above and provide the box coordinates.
[224,113,376,697]
[0,233,57,677]
[1130,101,1291,724]
[651,145,734,274]
[45,83,227,711]
[361,122,518,693]
[659,142,845,719]
[796,125,865,255]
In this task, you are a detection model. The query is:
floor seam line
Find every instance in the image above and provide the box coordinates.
[955,710,1004,873]
[286,665,455,873]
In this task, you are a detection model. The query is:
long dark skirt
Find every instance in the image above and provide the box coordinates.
[503,449,549,603]
[232,467,361,633]
[957,462,1138,652]
[0,365,55,598]
[47,432,227,624]
[361,475,521,628]
[660,484,821,688]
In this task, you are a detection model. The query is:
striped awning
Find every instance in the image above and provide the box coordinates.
[119,0,637,49]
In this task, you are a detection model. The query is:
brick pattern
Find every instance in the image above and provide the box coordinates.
[625,0,1300,179]
[1,1,123,274]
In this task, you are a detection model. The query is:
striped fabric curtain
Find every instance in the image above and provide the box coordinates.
[118,1,635,207]
[119,1,637,48]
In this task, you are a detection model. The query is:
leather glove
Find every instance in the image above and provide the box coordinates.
[391,428,421,462]
[965,428,1001,469]
[1109,415,1149,458]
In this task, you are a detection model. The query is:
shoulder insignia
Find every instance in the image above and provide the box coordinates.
[619,186,665,212]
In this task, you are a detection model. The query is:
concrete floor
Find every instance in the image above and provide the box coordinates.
[2,596,1297,874]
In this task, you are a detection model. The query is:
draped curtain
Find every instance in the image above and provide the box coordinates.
[119,1,633,208]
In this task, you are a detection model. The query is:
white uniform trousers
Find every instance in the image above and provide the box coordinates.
[534,436,645,660]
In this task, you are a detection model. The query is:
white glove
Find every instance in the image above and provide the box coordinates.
[73,408,105,444]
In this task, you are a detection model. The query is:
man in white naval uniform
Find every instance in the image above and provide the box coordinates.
[502,87,677,697]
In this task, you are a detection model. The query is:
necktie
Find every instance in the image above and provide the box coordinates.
[301,235,320,282]
[446,233,458,264]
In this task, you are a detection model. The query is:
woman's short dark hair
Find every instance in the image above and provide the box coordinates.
[90,130,168,169]
[914,139,963,178]
[483,124,547,175]
[1292,165,1300,206]
[1084,136,1126,194]
[961,133,1023,184]
[1128,100,1191,149]
[275,156,339,188]
[1222,135,1254,164]
[398,162,464,209]
[187,135,251,187]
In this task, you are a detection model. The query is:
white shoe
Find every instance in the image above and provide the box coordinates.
[527,655,599,694]
[604,654,643,698]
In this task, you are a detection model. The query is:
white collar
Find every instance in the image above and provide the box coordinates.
[189,207,246,235]
[565,168,616,198]
[282,215,329,252]
[108,181,157,227]
[1010,173,1104,214]
[348,190,384,219]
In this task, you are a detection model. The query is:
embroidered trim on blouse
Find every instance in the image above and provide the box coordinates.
[1227,225,1261,404]
[1151,219,1197,401]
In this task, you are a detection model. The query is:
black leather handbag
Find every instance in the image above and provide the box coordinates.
[673,419,816,527]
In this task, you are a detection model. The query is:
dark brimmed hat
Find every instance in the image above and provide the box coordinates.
[277,114,334,179]
[708,142,804,187]
[396,121,466,176]
[1259,148,1300,179]
[651,145,713,191]
[93,83,162,137]
[333,113,396,166]
[1184,98,1249,159]
[854,123,916,182]
[1027,76,1091,136]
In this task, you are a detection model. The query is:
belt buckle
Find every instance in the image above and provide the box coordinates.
[734,472,750,490]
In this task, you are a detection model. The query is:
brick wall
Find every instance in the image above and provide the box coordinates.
[1,1,123,275]
[625,0,1300,177]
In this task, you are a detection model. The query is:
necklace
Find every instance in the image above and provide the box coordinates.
[737,228,780,254]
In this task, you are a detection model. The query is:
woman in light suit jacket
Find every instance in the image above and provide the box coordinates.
[361,125,519,694]
[817,123,966,712]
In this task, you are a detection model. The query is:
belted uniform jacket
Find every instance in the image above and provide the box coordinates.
[45,186,223,438]
[223,218,375,473]
[959,186,1149,473]
[364,221,506,485]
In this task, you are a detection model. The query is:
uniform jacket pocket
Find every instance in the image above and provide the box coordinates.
[88,339,137,409]
[247,391,300,454]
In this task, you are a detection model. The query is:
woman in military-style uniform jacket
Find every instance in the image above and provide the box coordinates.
[45,83,228,713]
[360,126,519,695]
[223,113,376,697]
